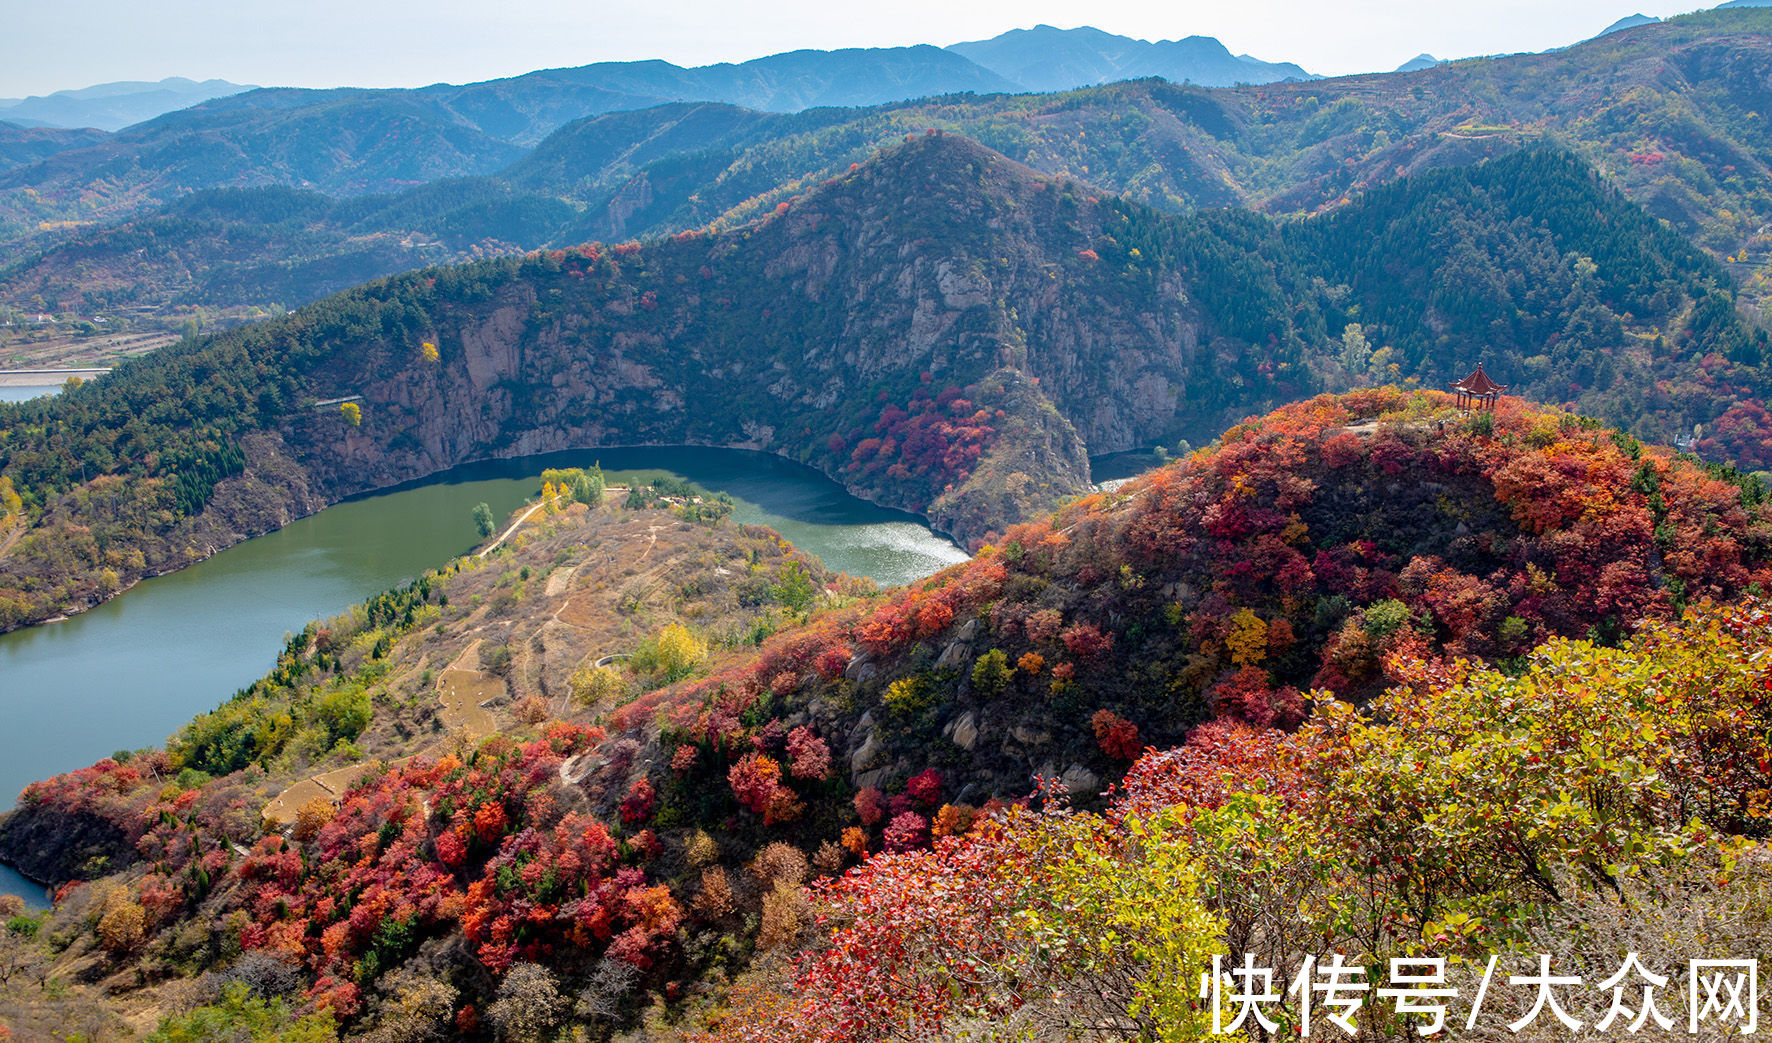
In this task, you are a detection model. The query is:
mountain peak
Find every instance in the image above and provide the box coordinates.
[1596,13,1662,36]
[947,25,1311,92]
[833,126,1051,200]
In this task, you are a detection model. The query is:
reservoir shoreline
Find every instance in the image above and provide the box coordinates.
[0,445,967,820]
[0,368,109,386]
[0,438,970,637]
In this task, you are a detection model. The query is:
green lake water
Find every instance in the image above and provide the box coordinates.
[0,446,967,904]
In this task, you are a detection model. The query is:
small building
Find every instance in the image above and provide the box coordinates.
[1451,364,1507,412]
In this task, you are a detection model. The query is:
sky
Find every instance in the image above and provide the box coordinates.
[0,0,1723,99]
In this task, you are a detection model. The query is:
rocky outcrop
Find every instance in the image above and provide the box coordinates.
[0,804,136,886]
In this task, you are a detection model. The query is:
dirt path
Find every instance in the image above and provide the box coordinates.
[261,496,651,829]
[260,760,387,828]
[479,499,551,558]
[478,488,631,558]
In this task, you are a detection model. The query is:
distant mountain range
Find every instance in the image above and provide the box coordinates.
[0,30,1311,234]
[15,6,1772,322]
[18,8,1772,339]
[946,25,1313,92]
[0,26,1304,147]
[0,123,107,175]
[0,77,253,131]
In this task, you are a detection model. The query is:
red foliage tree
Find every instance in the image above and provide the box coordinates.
[853,786,886,827]
[883,811,930,852]
[620,778,657,826]
[1090,709,1142,760]
[906,768,943,807]
[786,727,832,781]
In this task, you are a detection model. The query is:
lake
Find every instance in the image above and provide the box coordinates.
[0,446,967,905]
[0,385,60,404]
[1091,450,1170,485]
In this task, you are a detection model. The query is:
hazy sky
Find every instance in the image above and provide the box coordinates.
[2,0,1720,98]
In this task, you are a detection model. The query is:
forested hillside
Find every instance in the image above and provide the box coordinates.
[0,180,577,320]
[0,123,109,176]
[2,389,1768,1039]
[0,137,1758,629]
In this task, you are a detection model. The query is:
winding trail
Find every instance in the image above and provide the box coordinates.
[478,488,629,558]
[261,642,503,828]
[479,500,550,558]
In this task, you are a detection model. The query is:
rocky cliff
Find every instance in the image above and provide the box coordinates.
[270,134,1228,543]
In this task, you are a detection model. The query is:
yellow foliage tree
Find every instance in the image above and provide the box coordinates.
[339,402,361,427]
[96,886,146,953]
[292,797,334,842]
[655,623,707,682]
[1224,607,1269,667]
[420,341,439,363]
[1019,813,1225,1041]
[685,829,721,867]
[757,881,810,951]
[569,665,628,706]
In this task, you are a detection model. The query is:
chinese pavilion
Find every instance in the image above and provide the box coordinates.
[1451,364,1506,412]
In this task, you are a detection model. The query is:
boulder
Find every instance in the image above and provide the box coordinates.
[944,711,979,751]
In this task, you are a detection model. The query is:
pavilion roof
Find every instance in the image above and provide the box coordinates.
[1451,364,1507,396]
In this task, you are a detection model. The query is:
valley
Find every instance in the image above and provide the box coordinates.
[0,135,1758,636]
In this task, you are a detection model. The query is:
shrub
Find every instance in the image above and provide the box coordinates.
[785,726,831,781]
[906,768,943,807]
[750,843,809,888]
[511,694,549,725]
[693,868,735,920]
[971,648,1014,696]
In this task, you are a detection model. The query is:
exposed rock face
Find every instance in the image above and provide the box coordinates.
[265,135,1228,549]
[945,710,979,751]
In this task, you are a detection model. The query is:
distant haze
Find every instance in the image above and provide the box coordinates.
[0,0,1720,98]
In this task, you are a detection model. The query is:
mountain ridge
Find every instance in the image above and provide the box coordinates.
[0,77,253,132]
[946,24,1313,92]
